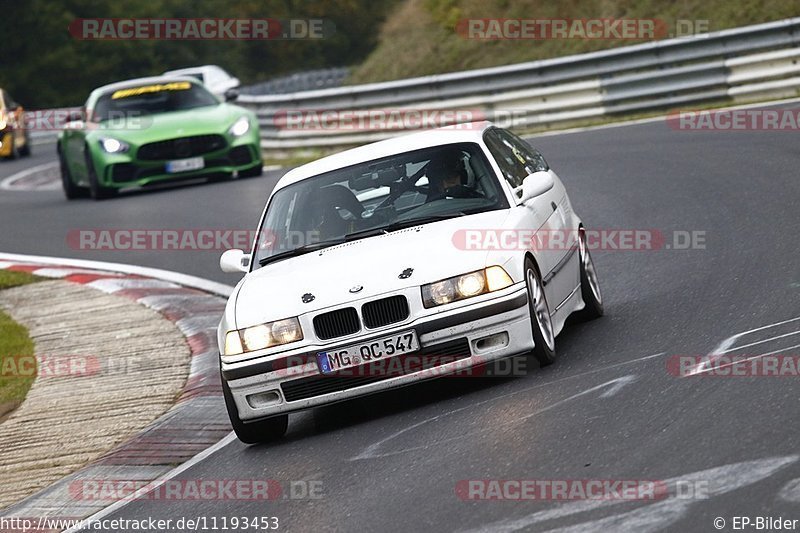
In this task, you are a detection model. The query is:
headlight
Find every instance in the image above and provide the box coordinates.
[421,266,514,308]
[223,317,303,355]
[228,116,250,137]
[99,137,129,153]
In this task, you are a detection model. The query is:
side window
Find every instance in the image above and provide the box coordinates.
[498,130,549,175]
[483,129,526,189]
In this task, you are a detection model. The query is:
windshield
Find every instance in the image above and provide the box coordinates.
[252,142,508,268]
[92,81,218,122]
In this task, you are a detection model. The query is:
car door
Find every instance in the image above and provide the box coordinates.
[483,128,576,308]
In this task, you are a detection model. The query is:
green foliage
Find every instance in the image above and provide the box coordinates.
[0,0,398,108]
[0,271,41,411]
[350,0,800,84]
[0,270,42,290]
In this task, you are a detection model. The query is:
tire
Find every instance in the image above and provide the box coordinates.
[85,148,116,200]
[577,227,604,320]
[525,257,556,366]
[19,133,31,157]
[59,148,89,200]
[221,365,288,444]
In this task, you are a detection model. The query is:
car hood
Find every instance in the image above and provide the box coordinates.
[89,104,248,144]
[234,210,512,327]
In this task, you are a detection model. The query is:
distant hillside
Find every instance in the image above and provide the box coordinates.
[350,0,800,84]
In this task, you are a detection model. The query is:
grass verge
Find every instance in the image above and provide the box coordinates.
[0,270,42,420]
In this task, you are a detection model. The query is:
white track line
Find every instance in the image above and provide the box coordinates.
[688,342,800,376]
[686,316,800,376]
[0,252,234,297]
[719,330,800,354]
[63,433,238,533]
[0,161,59,190]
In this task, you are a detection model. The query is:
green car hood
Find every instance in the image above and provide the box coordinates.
[87,103,250,145]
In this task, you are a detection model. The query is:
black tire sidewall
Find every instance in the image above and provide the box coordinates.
[59,149,84,199]
[579,229,604,319]
[85,147,115,199]
[525,258,556,366]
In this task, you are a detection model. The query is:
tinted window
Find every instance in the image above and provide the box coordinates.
[484,128,549,191]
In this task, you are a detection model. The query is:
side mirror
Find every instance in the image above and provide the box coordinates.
[517,171,555,204]
[220,249,251,273]
[224,88,239,102]
[66,109,84,123]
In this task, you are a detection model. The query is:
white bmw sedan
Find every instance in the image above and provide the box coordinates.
[217,122,603,443]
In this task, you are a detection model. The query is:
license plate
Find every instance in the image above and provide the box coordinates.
[316,331,419,374]
[166,156,204,173]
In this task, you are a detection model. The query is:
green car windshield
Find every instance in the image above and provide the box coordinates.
[92,81,219,122]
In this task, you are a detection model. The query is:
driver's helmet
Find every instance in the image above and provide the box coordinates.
[426,148,467,192]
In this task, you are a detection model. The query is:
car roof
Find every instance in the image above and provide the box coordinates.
[164,65,221,75]
[276,122,495,189]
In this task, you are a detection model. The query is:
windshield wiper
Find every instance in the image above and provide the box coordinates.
[343,213,465,242]
[258,240,344,266]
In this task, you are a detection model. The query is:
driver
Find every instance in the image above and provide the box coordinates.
[425,149,482,201]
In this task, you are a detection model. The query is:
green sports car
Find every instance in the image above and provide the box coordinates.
[58,76,262,200]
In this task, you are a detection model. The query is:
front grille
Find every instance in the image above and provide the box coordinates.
[362,295,409,329]
[137,135,227,161]
[280,338,471,402]
[313,307,360,340]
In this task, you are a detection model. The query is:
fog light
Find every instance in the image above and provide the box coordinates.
[246,390,282,408]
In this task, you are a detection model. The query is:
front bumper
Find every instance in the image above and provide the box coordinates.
[223,286,533,423]
[96,142,261,188]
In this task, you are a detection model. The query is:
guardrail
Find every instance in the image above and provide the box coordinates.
[238,18,800,151]
[29,131,59,147]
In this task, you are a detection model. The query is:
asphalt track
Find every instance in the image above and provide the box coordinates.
[1,110,799,532]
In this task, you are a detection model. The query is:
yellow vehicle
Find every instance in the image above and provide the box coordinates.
[0,89,31,159]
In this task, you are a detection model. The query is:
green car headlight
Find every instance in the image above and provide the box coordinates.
[228,116,250,137]
[99,137,130,154]
[223,317,303,355]
[421,266,514,308]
